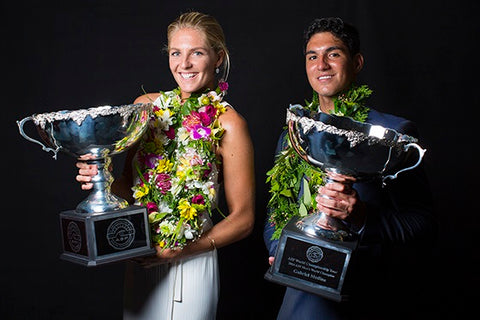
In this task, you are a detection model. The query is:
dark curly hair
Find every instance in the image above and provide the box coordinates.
[303,17,360,57]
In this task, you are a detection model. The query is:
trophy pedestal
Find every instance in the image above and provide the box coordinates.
[265,216,358,302]
[59,205,155,267]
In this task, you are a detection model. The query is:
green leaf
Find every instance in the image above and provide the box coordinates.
[302,177,311,208]
[299,203,308,217]
[280,189,293,198]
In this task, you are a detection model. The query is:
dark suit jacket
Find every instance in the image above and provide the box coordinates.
[264,109,437,320]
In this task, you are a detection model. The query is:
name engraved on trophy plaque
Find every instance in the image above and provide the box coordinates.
[279,237,346,289]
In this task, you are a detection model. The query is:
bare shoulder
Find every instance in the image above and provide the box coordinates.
[218,104,249,132]
[133,93,161,104]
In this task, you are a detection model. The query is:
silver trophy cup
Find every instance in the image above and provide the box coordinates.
[265,105,426,301]
[17,103,156,266]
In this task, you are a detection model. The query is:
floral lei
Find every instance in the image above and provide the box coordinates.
[266,84,372,240]
[132,81,229,249]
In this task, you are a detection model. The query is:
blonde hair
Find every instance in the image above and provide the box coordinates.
[167,11,230,81]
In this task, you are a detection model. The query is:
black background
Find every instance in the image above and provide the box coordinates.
[2,0,478,319]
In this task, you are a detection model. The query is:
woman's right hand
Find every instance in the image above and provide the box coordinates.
[75,154,98,190]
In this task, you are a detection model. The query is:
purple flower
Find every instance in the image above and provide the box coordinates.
[141,153,162,169]
[191,124,211,140]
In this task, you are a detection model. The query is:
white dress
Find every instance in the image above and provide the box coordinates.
[123,94,223,320]
[123,214,219,320]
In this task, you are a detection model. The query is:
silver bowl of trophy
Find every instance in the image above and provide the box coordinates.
[265,104,426,302]
[17,103,156,266]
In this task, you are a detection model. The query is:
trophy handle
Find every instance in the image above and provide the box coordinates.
[287,120,310,163]
[382,143,426,183]
[16,116,61,159]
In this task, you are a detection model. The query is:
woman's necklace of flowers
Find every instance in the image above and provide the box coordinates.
[132,82,229,249]
[266,84,372,240]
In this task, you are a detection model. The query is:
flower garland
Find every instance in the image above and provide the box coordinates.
[266,84,372,240]
[132,82,229,249]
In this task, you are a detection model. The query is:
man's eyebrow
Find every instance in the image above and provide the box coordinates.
[305,46,345,55]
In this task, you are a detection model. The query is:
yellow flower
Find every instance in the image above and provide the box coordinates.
[211,119,225,140]
[133,184,150,199]
[199,95,210,106]
[178,199,197,220]
[176,161,193,179]
[209,187,216,199]
[154,108,175,119]
[159,240,166,248]
[156,159,173,173]
[213,101,227,114]
[176,165,186,179]
[179,157,190,167]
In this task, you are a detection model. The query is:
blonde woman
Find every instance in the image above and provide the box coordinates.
[76,11,255,319]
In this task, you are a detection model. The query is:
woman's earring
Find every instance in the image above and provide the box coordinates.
[215,67,220,74]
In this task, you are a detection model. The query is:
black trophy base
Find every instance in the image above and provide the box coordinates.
[59,205,156,267]
[265,216,358,302]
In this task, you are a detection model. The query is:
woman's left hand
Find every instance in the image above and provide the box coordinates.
[132,247,187,268]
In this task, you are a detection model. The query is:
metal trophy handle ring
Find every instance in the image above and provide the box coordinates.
[382,142,426,183]
[17,116,61,159]
[287,120,310,163]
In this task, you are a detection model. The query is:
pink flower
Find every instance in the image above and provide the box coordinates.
[155,173,171,194]
[182,113,202,131]
[143,172,152,182]
[205,105,217,117]
[198,111,213,126]
[203,162,212,177]
[146,202,158,213]
[197,105,217,126]
[164,126,175,139]
[219,81,228,92]
[192,194,205,205]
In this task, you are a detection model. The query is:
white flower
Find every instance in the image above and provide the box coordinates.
[207,91,221,102]
[170,177,183,196]
[157,201,173,214]
[177,127,190,144]
[184,229,194,240]
[158,220,175,235]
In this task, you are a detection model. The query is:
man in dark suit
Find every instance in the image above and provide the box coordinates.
[264,17,437,319]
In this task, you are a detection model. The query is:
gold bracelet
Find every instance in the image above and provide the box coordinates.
[206,236,216,250]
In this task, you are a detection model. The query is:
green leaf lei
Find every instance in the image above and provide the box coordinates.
[266,84,372,239]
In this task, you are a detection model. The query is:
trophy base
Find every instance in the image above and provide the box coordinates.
[59,205,156,267]
[265,216,358,302]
